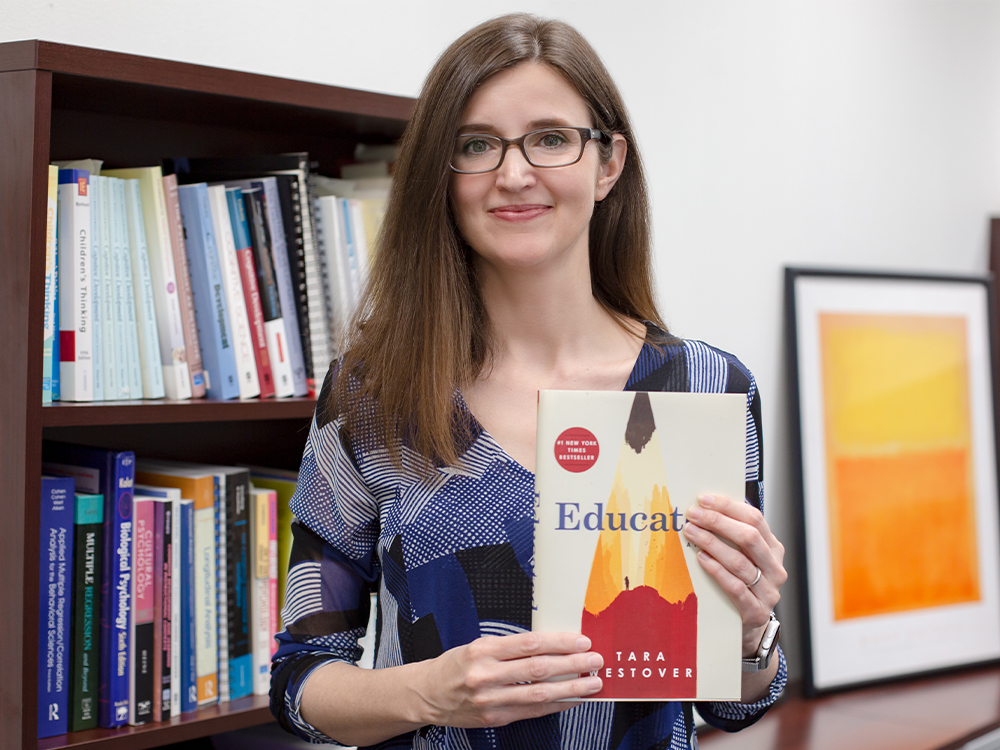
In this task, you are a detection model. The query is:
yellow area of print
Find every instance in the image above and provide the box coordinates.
[820,314,979,620]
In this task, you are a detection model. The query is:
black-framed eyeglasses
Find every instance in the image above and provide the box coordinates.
[450,127,610,174]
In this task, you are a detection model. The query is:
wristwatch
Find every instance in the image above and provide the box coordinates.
[742,612,780,673]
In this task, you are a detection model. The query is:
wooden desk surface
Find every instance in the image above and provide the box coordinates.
[699,665,1000,750]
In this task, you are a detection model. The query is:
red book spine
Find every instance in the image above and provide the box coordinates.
[236,246,275,398]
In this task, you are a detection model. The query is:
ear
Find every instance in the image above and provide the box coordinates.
[594,134,627,202]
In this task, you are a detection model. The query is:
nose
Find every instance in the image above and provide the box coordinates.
[494,143,536,191]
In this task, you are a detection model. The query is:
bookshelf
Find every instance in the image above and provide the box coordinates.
[0,40,413,750]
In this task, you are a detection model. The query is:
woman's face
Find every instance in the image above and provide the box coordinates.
[449,62,625,276]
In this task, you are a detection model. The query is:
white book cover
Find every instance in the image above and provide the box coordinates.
[105,168,192,400]
[250,488,274,695]
[89,176,103,401]
[111,178,144,400]
[123,179,166,399]
[97,176,118,401]
[207,185,260,399]
[56,170,93,401]
[533,390,746,702]
[314,196,351,346]
[171,491,182,716]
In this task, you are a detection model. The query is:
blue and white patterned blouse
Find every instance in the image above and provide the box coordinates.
[270,335,787,749]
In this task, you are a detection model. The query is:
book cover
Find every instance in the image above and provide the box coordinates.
[242,186,294,397]
[250,487,275,695]
[207,185,260,399]
[57,168,93,401]
[533,390,745,701]
[38,475,75,738]
[225,186,274,398]
[97,176,118,402]
[162,173,207,398]
[134,461,219,708]
[130,495,154,725]
[43,165,58,405]
[176,183,240,400]
[89,175,103,401]
[177,499,198,713]
[69,492,103,732]
[43,442,135,728]
[105,167,193,401]
[245,467,298,627]
[110,177,144,400]
[122,178,166,400]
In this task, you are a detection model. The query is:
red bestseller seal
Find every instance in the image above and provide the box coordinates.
[554,427,599,472]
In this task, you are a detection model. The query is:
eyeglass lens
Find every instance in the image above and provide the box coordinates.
[452,128,586,173]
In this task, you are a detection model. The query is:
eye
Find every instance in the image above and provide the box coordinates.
[459,136,497,156]
[537,131,569,149]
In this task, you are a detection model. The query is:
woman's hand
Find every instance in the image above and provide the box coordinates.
[414,632,604,728]
[682,493,786,658]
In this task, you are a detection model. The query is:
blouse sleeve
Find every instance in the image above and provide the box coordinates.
[269,380,381,744]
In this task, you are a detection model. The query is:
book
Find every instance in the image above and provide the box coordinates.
[106,178,131,399]
[97,176,118,402]
[177,499,198,713]
[242,186,295,397]
[43,165,58,404]
[122,178,166,400]
[225,186,274,398]
[134,460,219,708]
[170,491,182,717]
[163,174,207,398]
[42,442,135,728]
[129,494,155,725]
[89,175,103,401]
[52,219,61,401]
[245,467,298,626]
[69,492,103,732]
[313,196,352,344]
[105,167,193,401]
[267,488,278,659]
[207,185,260,399]
[38,475,76,739]
[57,169,93,401]
[176,183,240,400]
[110,177,144,400]
[532,390,746,701]
[250,487,276,695]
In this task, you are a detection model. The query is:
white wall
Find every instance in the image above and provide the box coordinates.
[7,0,1000,682]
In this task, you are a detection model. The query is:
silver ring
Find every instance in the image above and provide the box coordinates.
[748,567,762,587]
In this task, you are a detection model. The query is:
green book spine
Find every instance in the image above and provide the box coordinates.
[69,493,103,732]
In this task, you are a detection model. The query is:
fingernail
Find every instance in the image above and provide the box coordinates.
[698,494,715,507]
[588,654,603,669]
[587,677,603,693]
[683,523,702,538]
[687,506,703,521]
[576,636,591,651]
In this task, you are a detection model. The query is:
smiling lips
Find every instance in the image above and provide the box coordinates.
[489,204,551,222]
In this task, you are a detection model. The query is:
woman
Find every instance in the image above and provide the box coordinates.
[271,13,787,749]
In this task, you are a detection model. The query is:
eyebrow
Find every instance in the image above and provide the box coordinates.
[457,117,576,134]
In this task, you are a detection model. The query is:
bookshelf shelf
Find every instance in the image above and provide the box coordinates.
[0,39,413,750]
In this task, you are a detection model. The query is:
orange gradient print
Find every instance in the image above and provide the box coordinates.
[582,393,697,698]
[820,313,979,620]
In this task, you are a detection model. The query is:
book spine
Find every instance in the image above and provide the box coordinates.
[123,179,166,400]
[43,166,58,404]
[195,489,219,707]
[208,186,260,399]
[274,176,315,395]
[52,221,61,401]
[227,188,274,398]
[226,473,252,700]
[176,184,240,400]
[257,179,308,396]
[69,493,103,732]
[339,196,361,306]
[108,179,130,399]
[163,174,207,398]
[153,500,173,721]
[90,176,103,401]
[295,174,332,389]
[251,490,271,695]
[214,477,229,702]
[102,451,134,727]
[38,476,75,739]
[112,178,144,400]
[57,169,93,401]
[98,177,118,402]
[130,497,154,725]
[179,500,197,713]
[315,197,351,351]
[268,490,278,657]
[348,198,371,291]
[170,497,181,717]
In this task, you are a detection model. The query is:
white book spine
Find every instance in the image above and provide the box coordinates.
[113,179,144,400]
[193,500,218,707]
[338,197,360,306]
[265,319,295,398]
[57,171,93,401]
[170,496,182,716]
[315,197,351,344]
[90,177,103,401]
[98,177,118,401]
[348,198,370,291]
[297,177,334,379]
[124,179,166,399]
[214,475,229,703]
[207,186,260,399]
[43,166,57,405]
[250,490,271,696]
[109,179,131,398]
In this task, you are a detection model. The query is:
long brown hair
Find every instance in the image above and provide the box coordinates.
[330,13,664,465]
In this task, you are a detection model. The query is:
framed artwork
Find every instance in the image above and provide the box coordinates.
[786,268,1000,694]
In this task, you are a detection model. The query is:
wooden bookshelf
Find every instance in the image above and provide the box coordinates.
[0,40,413,750]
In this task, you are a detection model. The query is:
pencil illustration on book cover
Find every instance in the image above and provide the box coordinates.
[533,390,746,701]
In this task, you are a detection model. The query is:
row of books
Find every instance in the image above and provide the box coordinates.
[37,442,298,738]
[44,150,391,404]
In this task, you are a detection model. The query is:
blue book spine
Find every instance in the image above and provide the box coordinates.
[90,176,104,401]
[179,500,197,713]
[38,475,76,738]
[52,228,61,401]
[177,184,240,400]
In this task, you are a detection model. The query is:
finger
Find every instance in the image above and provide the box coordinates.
[500,673,603,708]
[685,505,779,577]
[491,650,604,687]
[475,632,593,662]
[694,494,780,548]
[683,520,775,591]
[695,549,773,627]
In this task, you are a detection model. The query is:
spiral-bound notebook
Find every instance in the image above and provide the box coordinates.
[533,390,746,701]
